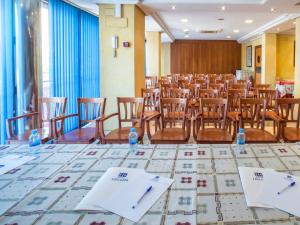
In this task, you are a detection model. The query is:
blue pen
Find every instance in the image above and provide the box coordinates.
[277,181,296,195]
[132,186,153,209]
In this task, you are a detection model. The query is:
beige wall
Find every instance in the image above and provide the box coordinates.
[262,33,277,86]
[241,36,262,72]
[99,4,145,129]
[145,31,161,77]
[161,43,171,76]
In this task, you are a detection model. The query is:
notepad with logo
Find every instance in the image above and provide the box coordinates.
[75,167,173,222]
[238,167,274,208]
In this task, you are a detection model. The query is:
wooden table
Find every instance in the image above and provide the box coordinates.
[0,143,300,225]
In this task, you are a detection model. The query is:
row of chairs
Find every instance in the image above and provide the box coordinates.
[6,95,300,144]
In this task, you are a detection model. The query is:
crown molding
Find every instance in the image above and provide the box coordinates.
[238,13,300,43]
[150,12,175,42]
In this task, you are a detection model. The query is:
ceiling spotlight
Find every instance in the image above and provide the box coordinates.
[245,19,253,24]
[217,18,224,21]
[226,35,231,39]
[270,8,276,12]
[181,18,188,23]
[221,6,226,11]
[233,29,240,33]
[183,29,189,33]
[185,34,189,38]
[171,5,176,10]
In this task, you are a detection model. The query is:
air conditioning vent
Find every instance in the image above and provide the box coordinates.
[199,29,223,34]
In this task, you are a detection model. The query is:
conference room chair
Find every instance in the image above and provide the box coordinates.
[209,83,225,97]
[238,98,278,143]
[142,88,161,131]
[146,98,190,144]
[230,83,247,90]
[275,98,300,142]
[170,88,190,98]
[160,83,177,98]
[98,97,145,144]
[195,78,209,89]
[6,97,67,144]
[145,76,157,89]
[193,98,233,143]
[199,89,219,98]
[53,98,106,144]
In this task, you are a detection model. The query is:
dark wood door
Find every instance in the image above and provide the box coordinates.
[255,45,262,84]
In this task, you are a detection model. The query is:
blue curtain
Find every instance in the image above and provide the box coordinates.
[0,0,15,144]
[49,0,100,131]
[80,11,100,98]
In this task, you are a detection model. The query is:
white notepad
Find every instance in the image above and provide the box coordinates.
[258,171,300,217]
[238,167,274,208]
[0,154,36,176]
[76,167,173,222]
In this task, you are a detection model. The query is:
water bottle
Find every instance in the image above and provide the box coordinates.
[29,129,41,155]
[128,127,138,153]
[237,128,246,154]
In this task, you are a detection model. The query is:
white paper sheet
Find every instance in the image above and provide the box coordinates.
[0,154,36,176]
[258,171,300,217]
[238,167,274,208]
[76,167,173,222]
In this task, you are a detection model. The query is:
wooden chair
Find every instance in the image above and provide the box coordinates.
[199,89,219,98]
[142,88,161,130]
[230,83,247,90]
[146,98,191,144]
[170,88,190,98]
[53,98,106,144]
[209,83,225,97]
[99,97,145,144]
[193,98,233,143]
[160,83,177,98]
[255,84,270,90]
[238,98,278,143]
[6,97,67,144]
[195,78,208,89]
[145,76,157,88]
[275,98,300,142]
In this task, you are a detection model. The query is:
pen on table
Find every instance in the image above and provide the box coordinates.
[277,181,296,195]
[132,185,152,209]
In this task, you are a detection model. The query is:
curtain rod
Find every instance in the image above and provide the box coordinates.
[62,0,99,17]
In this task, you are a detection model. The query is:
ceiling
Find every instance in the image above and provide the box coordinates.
[67,0,300,42]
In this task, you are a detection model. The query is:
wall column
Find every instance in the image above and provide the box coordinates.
[295,17,300,97]
[99,4,145,129]
[145,31,161,77]
[161,43,171,76]
[261,33,277,87]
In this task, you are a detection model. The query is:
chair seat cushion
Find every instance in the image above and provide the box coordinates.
[196,128,233,143]
[57,128,96,144]
[105,127,144,143]
[8,127,50,144]
[244,128,277,143]
[151,128,189,144]
[283,127,300,142]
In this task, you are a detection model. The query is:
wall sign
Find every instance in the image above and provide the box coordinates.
[246,45,252,67]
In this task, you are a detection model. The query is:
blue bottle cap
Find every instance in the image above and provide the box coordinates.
[130,127,136,132]
[31,129,38,134]
[239,128,244,133]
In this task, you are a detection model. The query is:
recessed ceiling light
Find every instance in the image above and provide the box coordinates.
[233,29,240,33]
[245,19,253,24]
[181,18,188,23]
[185,34,189,38]
[221,6,226,11]
[171,5,176,10]
[183,29,189,33]
[226,35,231,39]
[270,7,276,12]
[217,18,224,21]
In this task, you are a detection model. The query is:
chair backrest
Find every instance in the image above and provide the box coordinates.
[38,97,67,127]
[195,78,208,89]
[255,84,270,90]
[185,83,201,99]
[160,83,177,98]
[194,74,206,80]
[199,89,219,98]
[160,98,188,129]
[258,89,278,110]
[239,98,266,130]
[178,79,190,89]
[117,97,145,128]
[145,76,157,89]
[77,98,106,128]
[236,80,247,85]
[276,98,300,128]
[141,88,160,111]
[170,88,190,98]
[209,83,225,96]
[227,89,247,112]
[230,83,247,90]
[200,98,228,130]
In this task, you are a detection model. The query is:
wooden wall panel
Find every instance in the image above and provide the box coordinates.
[171,40,241,74]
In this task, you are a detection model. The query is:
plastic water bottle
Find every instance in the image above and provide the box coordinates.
[237,128,246,154]
[28,129,41,155]
[128,127,138,153]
